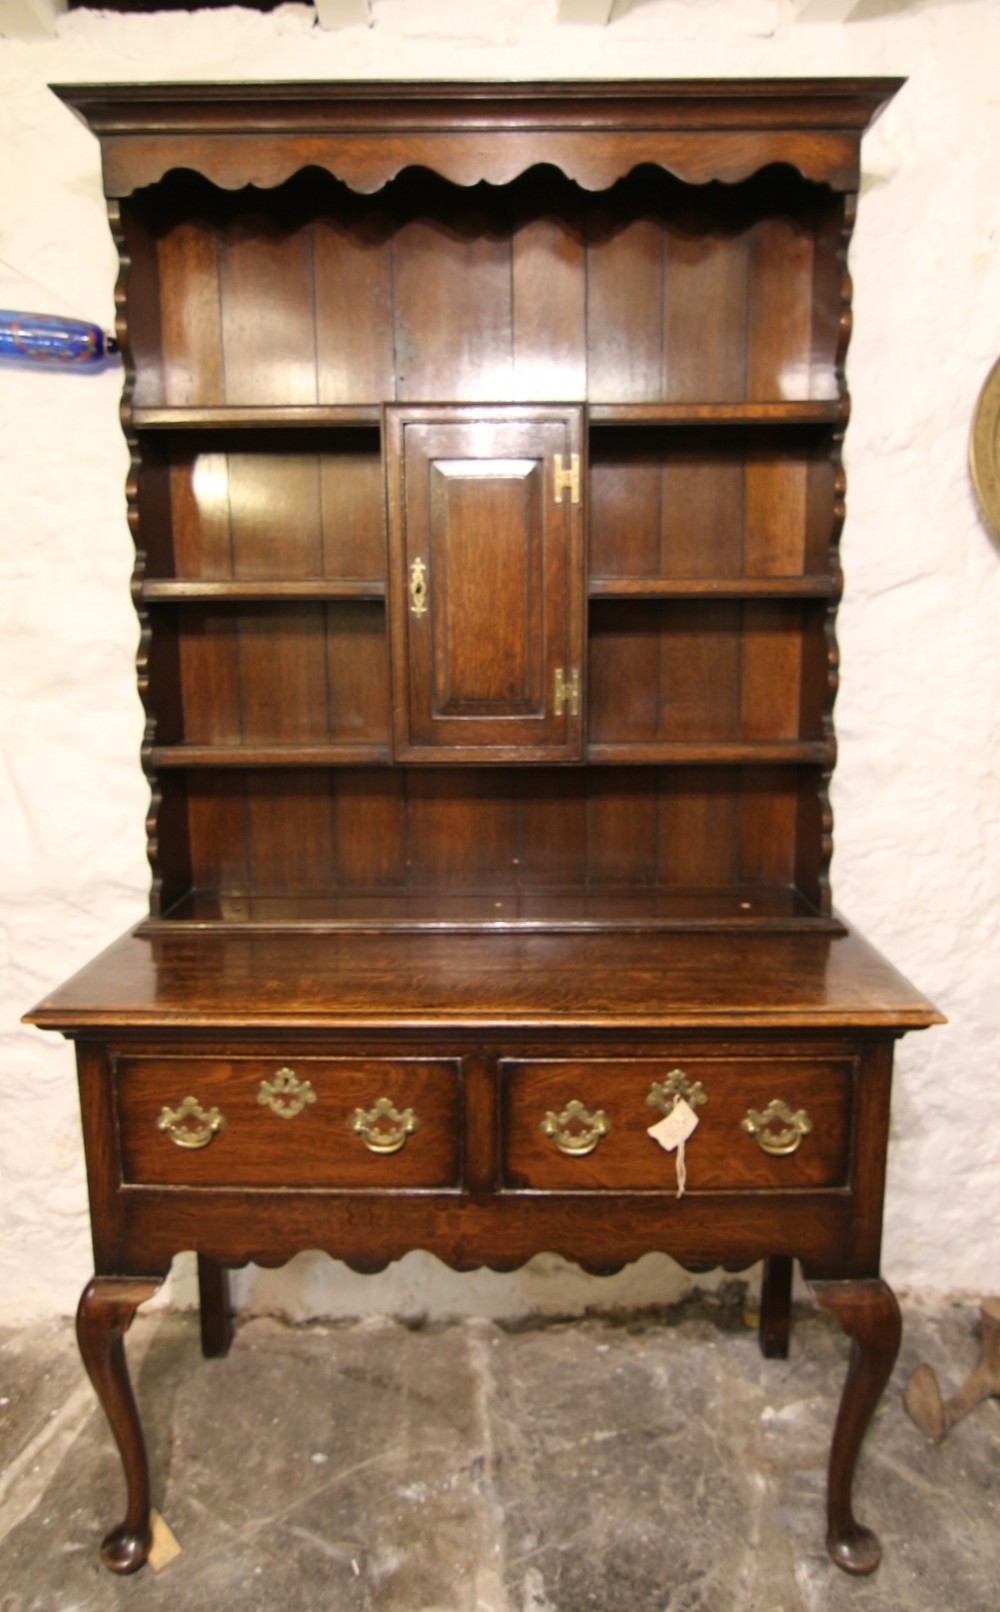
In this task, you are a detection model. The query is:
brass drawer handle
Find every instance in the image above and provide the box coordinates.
[646,1069,708,1116]
[540,1099,610,1157]
[351,1096,420,1154]
[258,1067,317,1119]
[741,1099,813,1157]
[157,1095,226,1150]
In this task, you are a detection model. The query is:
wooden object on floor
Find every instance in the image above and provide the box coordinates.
[27,78,942,1576]
[905,1299,1000,1443]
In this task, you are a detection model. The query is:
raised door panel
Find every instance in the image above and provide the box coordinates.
[387,406,584,762]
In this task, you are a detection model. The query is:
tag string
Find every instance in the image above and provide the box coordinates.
[673,1094,686,1200]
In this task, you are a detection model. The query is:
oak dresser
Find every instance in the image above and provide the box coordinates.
[27,78,941,1577]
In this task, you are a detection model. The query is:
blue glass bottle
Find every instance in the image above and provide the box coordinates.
[0,310,117,365]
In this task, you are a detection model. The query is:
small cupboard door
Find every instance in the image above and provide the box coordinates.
[386,406,584,762]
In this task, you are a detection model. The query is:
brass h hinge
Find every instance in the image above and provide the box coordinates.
[553,453,580,505]
[554,666,580,718]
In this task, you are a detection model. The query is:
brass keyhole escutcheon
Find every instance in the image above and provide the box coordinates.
[540,1099,610,1157]
[351,1096,420,1154]
[258,1067,317,1120]
[157,1095,226,1150]
[741,1099,813,1157]
[409,556,428,617]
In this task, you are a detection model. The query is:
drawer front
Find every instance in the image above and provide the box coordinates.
[501,1056,853,1192]
[116,1055,461,1188]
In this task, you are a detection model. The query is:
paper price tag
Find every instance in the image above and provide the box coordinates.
[647,1097,699,1198]
[148,1508,182,1571]
[647,1097,699,1154]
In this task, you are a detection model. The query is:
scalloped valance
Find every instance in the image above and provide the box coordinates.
[52,78,902,197]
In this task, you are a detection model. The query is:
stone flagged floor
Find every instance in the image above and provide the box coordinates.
[1,1285,998,1612]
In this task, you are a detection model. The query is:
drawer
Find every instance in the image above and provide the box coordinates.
[115,1055,461,1188]
[501,1055,853,1192]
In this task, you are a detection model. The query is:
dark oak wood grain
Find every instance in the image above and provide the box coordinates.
[117,1053,461,1188]
[759,1253,794,1360]
[501,1053,853,1192]
[28,924,939,1034]
[386,406,585,762]
[76,1277,161,1573]
[115,114,855,923]
[812,1279,903,1574]
[55,80,901,199]
[196,1256,233,1359]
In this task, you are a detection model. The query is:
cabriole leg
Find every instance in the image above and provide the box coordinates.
[197,1256,233,1359]
[759,1255,793,1359]
[811,1277,901,1576]
[76,1275,161,1573]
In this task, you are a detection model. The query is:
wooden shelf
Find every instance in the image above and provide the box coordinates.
[149,741,831,770]
[588,401,842,427]
[589,576,836,600]
[150,743,391,768]
[131,405,381,430]
[586,740,833,766]
[143,883,839,935]
[130,403,840,432]
[141,580,386,602]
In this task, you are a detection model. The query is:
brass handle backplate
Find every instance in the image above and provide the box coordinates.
[741,1099,813,1157]
[157,1095,226,1151]
[646,1069,708,1117]
[258,1067,317,1119]
[540,1099,610,1157]
[351,1096,420,1154]
[409,556,428,617]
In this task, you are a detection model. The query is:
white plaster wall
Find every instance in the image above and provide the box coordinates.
[2,0,998,1325]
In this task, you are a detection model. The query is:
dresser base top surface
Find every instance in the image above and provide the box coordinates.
[27,918,940,1036]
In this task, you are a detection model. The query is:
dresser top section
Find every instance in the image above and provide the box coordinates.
[26,922,940,1036]
[51,78,903,197]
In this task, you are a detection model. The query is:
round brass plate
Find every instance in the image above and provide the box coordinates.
[971,356,1000,540]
